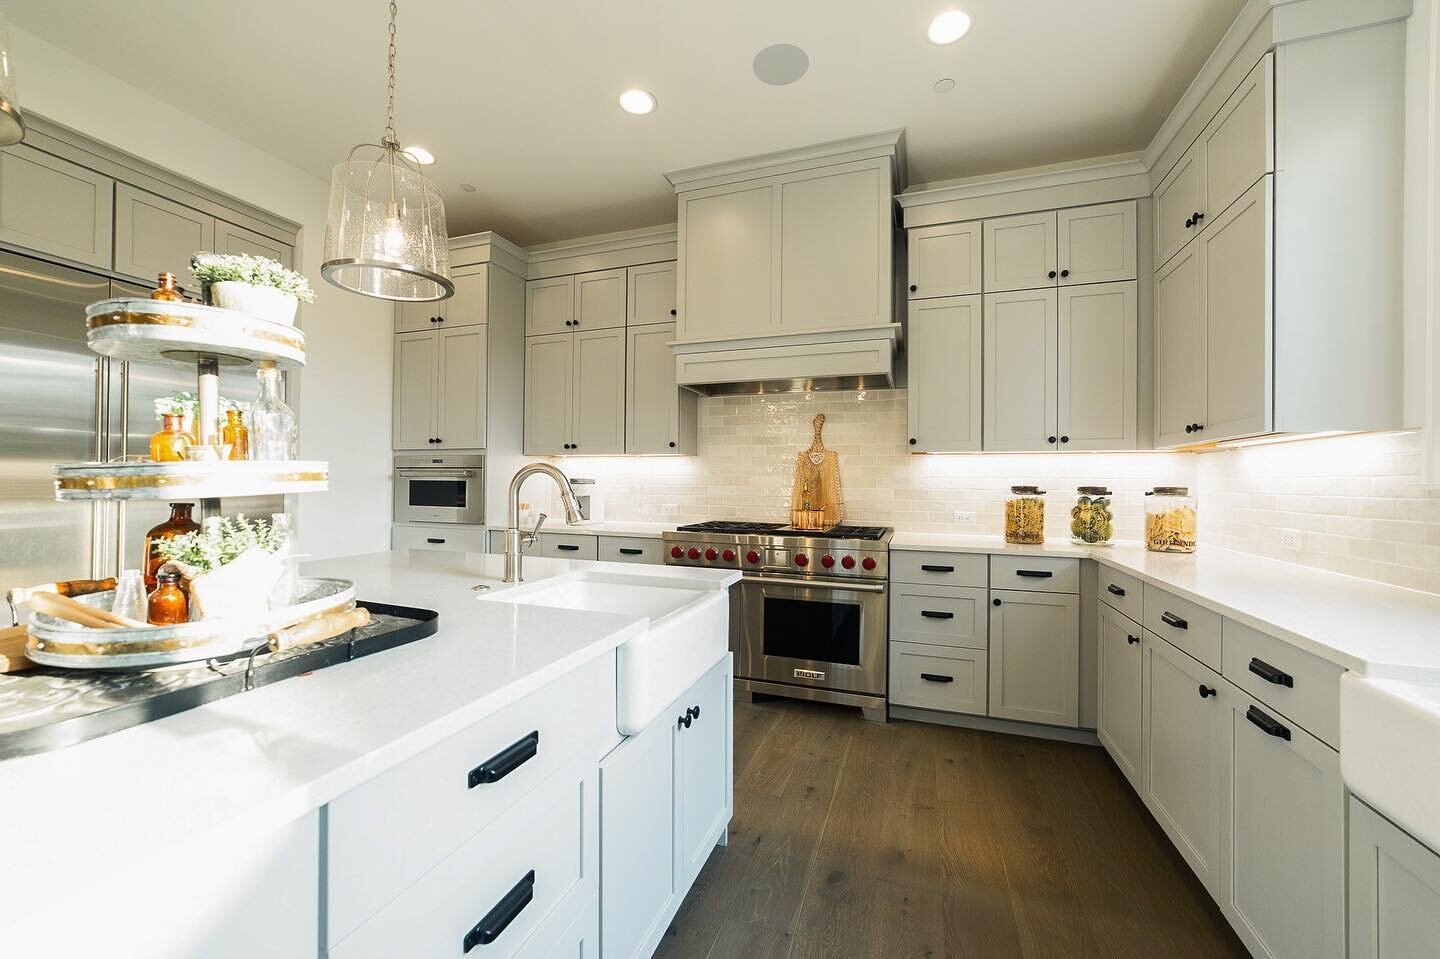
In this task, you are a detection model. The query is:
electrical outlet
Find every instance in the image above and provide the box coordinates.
[661,503,678,517]
[1279,528,1303,549]
[953,510,978,524]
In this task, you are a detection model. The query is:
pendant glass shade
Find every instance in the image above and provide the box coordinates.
[0,15,26,147]
[321,143,453,302]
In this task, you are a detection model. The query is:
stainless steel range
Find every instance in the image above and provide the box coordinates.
[663,522,892,722]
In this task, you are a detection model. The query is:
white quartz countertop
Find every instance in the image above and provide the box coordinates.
[890,532,1440,680]
[0,550,735,915]
[486,520,674,538]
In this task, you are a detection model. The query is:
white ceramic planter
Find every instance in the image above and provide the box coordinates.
[209,281,299,326]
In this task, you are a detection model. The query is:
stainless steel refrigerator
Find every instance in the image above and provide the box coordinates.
[0,249,279,599]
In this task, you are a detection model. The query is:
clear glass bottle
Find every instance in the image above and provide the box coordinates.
[1070,486,1115,546]
[250,361,298,460]
[1145,486,1197,553]
[112,569,147,622]
[222,407,249,460]
[1004,485,1046,545]
[147,569,189,625]
[269,512,300,609]
[149,413,195,463]
[143,502,200,588]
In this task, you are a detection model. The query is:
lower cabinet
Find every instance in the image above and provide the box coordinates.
[539,532,599,560]
[391,523,489,552]
[1349,796,1440,959]
[889,641,987,715]
[1096,602,1144,791]
[1142,631,1225,896]
[988,588,1079,726]
[600,655,732,959]
[1219,684,1344,959]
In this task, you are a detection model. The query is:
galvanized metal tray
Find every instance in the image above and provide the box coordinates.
[0,601,437,760]
[53,459,330,502]
[85,297,306,369]
[25,577,354,670]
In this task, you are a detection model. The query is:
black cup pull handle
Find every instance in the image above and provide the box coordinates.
[920,610,955,620]
[1015,569,1054,579]
[1248,658,1294,688]
[1161,611,1188,630]
[618,548,644,556]
[920,564,955,573]
[1246,705,1292,741]
[468,731,540,788]
[556,544,580,552]
[427,537,446,544]
[920,673,954,684]
[464,870,535,952]
[1106,584,1126,597]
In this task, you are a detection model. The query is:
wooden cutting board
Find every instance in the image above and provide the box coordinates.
[0,624,33,672]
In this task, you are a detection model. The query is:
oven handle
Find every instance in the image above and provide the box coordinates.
[397,469,477,479]
[741,574,886,594]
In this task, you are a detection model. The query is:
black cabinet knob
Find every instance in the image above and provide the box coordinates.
[678,713,692,729]
[670,308,677,316]
[1060,435,1069,444]
[1198,684,1216,699]
[668,441,676,448]
[909,284,918,292]
[1048,436,1057,444]
[1185,217,1194,229]
[1195,423,1204,432]
[436,437,442,444]
[1127,635,1140,645]
[1194,211,1204,223]
[573,319,580,327]
[992,598,1002,607]
[564,319,573,326]
[1060,269,1070,278]
[1047,270,1057,279]
[909,438,917,446]
[1185,424,1194,434]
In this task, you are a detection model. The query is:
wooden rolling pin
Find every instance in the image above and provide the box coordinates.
[0,624,31,673]
[6,578,116,609]
[268,606,370,654]
[28,591,146,629]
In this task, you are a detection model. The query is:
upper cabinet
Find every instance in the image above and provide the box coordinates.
[1057,202,1137,286]
[217,221,293,268]
[907,295,982,452]
[0,145,113,269]
[675,183,775,341]
[907,221,982,299]
[627,322,696,455]
[627,261,678,326]
[983,289,1058,452]
[526,275,576,335]
[575,268,627,331]
[983,211,1058,293]
[114,183,216,285]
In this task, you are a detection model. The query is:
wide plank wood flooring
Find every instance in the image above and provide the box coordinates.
[654,697,1249,959]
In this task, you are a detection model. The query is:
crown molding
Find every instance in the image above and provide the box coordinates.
[448,230,529,276]
[526,224,677,263]
[664,129,905,193]
[898,154,1148,208]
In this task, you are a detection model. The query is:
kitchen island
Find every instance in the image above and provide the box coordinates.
[0,549,738,959]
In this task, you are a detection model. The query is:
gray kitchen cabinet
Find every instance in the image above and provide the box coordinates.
[907,220,982,299]
[907,295,982,453]
[573,327,626,455]
[396,298,445,333]
[676,181,776,341]
[889,642,988,716]
[216,220,293,268]
[392,330,438,450]
[526,274,576,335]
[627,261,677,326]
[1143,630,1225,896]
[575,268,627,331]
[397,266,486,333]
[597,536,664,565]
[1058,281,1138,450]
[988,588,1079,727]
[983,288,1058,452]
[392,325,487,450]
[982,210,1057,293]
[626,322,696,455]
[1219,684,1344,959]
[1057,201,1137,286]
[1154,237,1206,446]
[539,532,599,560]
[1349,796,1440,959]
[113,182,216,285]
[524,332,575,455]
[0,144,114,269]
[675,658,731,889]
[1097,603,1144,793]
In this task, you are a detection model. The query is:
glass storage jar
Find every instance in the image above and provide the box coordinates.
[1145,486,1197,553]
[1070,486,1115,546]
[1004,486,1046,545]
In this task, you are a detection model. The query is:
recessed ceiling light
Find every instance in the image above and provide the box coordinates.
[458,183,476,192]
[403,145,435,165]
[618,89,657,115]
[753,43,810,85]
[933,78,956,93]
[927,10,972,44]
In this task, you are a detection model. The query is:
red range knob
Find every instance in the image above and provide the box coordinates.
[821,555,835,569]
[795,553,809,567]
[722,549,736,562]
[687,547,701,560]
[862,556,877,571]
[670,546,683,559]
[841,555,856,569]
[746,550,760,564]
[704,548,717,561]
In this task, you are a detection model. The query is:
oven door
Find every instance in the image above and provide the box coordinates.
[734,575,887,697]
[393,468,484,524]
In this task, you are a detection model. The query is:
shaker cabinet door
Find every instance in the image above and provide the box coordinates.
[983,289,1058,452]
[572,327,626,454]
[524,333,574,455]
[446,266,489,328]
[1154,238,1206,447]
[392,331,438,450]
[437,325,487,450]
[983,210,1057,293]
[1349,797,1440,959]
[1154,144,1205,271]
[907,221,983,299]
[677,183,776,342]
[1058,281,1137,450]
[675,659,730,890]
[526,275,576,335]
[1201,176,1272,443]
[575,268,627,331]
[628,261,677,326]
[216,220,293,268]
[987,589,1079,727]
[779,162,889,333]
[1057,201,1136,286]
[1200,53,1274,229]
[1097,604,1144,793]
[113,183,216,285]
[907,295,982,452]
[0,145,114,269]
[626,322,683,454]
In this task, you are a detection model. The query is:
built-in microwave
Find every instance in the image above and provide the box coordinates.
[393,453,485,525]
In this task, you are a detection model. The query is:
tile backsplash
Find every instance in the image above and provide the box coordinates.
[548,390,1439,594]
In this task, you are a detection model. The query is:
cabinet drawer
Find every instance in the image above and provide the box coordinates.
[1222,618,1341,748]
[890,584,988,650]
[331,755,596,959]
[326,652,615,945]
[989,555,1079,594]
[890,642,986,716]
[889,550,987,587]
[539,532,599,560]
[1096,564,1143,623]
[597,535,662,565]
[391,524,489,553]
[1144,584,1221,670]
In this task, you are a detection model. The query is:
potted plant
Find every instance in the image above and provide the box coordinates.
[189,252,315,326]
[153,514,284,620]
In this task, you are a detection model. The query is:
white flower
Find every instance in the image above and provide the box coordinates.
[190,252,316,303]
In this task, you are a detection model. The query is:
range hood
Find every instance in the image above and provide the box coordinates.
[665,131,906,396]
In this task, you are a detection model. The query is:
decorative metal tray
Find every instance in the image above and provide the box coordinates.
[25,577,355,670]
[85,297,306,370]
[53,459,329,501]
[0,601,437,759]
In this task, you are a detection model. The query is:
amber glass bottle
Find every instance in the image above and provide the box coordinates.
[222,408,249,460]
[143,502,200,589]
[149,413,194,462]
[147,569,189,625]
[151,272,185,302]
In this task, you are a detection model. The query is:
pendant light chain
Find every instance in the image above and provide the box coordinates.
[383,0,398,148]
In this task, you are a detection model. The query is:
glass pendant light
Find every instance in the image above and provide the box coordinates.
[321,0,452,301]
[0,14,26,146]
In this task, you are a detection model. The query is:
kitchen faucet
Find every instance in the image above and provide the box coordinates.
[504,463,583,583]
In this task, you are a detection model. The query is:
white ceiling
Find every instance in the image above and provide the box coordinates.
[8,0,1245,246]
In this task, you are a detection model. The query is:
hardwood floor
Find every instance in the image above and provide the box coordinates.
[654,697,1249,959]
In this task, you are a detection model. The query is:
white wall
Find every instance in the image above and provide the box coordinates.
[11,27,394,559]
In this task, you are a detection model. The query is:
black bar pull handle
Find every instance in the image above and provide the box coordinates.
[920,673,954,684]
[1161,611,1188,630]
[1015,569,1054,579]
[920,564,955,573]
[463,870,535,952]
[618,548,644,556]
[1246,705,1292,741]
[1248,658,1294,688]
[556,544,581,552]
[920,610,955,620]
[426,537,446,544]
[468,731,540,788]
[1106,583,1126,597]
